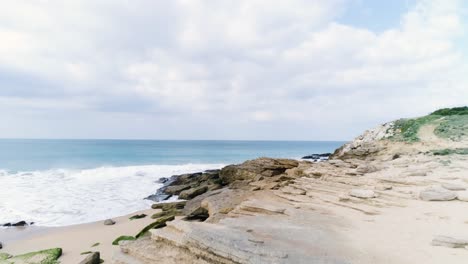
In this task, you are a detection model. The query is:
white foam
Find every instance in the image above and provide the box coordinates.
[0,164,224,227]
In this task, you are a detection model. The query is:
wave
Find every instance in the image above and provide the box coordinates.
[0,163,224,227]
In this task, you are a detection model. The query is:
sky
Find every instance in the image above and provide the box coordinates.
[0,0,467,140]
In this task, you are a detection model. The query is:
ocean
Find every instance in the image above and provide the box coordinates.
[0,139,344,227]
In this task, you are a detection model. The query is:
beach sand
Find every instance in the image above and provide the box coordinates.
[0,208,156,263]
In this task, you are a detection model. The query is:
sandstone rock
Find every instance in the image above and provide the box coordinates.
[456,191,468,202]
[280,186,306,195]
[165,184,191,195]
[79,251,100,264]
[375,185,392,191]
[349,189,377,199]
[431,235,468,248]
[356,164,379,174]
[338,194,350,202]
[442,183,466,191]
[419,186,457,201]
[104,219,116,225]
[219,158,299,184]
[179,186,209,200]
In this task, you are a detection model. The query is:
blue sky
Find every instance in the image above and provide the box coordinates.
[0,0,466,140]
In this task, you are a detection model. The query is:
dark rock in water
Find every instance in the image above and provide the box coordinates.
[79,251,101,264]
[301,153,331,160]
[165,184,191,195]
[158,177,169,184]
[0,241,3,249]
[2,223,11,227]
[146,193,171,202]
[146,170,222,202]
[12,221,28,227]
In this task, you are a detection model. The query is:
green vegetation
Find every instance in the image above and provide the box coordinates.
[0,253,12,261]
[431,106,468,116]
[112,236,136,245]
[129,214,147,220]
[91,242,100,247]
[391,115,439,142]
[390,106,467,142]
[432,148,468,156]
[135,215,175,239]
[0,248,62,264]
[80,251,93,255]
[434,115,468,141]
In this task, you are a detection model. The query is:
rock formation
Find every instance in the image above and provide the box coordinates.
[112,107,468,264]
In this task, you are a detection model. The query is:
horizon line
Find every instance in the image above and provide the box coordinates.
[0,137,349,142]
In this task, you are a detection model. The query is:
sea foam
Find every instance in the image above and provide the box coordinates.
[0,164,223,227]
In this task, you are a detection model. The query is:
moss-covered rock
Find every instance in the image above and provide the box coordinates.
[151,209,182,219]
[112,236,136,246]
[78,251,100,264]
[151,201,186,211]
[129,214,147,220]
[135,215,175,239]
[0,253,12,261]
[0,248,62,264]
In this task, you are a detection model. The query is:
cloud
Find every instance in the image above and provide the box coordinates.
[0,0,466,139]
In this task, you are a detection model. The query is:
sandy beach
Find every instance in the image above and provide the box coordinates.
[1,209,156,263]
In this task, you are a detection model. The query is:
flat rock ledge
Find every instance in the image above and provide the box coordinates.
[432,236,468,248]
[349,189,377,199]
[419,187,457,201]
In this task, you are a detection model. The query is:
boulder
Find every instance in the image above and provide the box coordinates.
[129,214,147,220]
[104,219,116,225]
[152,201,186,211]
[165,184,191,195]
[219,158,299,184]
[419,186,457,201]
[13,221,28,227]
[457,191,468,202]
[441,183,466,191]
[349,189,377,199]
[179,186,209,200]
[79,251,101,264]
[3,248,62,263]
[431,235,468,248]
[0,241,2,249]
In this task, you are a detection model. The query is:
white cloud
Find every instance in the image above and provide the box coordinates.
[0,0,466,139]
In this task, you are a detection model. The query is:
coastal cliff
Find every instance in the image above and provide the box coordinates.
[112,107,468,264]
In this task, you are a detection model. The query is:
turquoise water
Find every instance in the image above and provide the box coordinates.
[0,139,344,171]
[0,139,344,226]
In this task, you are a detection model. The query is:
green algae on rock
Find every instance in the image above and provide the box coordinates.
[129,214,147,220]
[0,248,62,264]
[135,215,175,239]
[112,236,136,246]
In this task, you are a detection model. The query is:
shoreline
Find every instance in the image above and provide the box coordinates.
[0,208,159,263]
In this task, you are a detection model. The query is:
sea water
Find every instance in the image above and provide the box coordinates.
[0,139,344,226]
